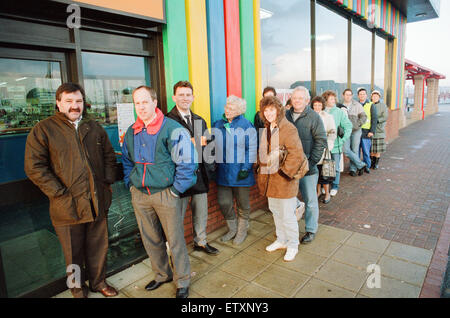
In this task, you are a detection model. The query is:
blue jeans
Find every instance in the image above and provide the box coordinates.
[360,138,372,168]
[299,173,319,234]
[331,153,341,190]
[344,129,366,172]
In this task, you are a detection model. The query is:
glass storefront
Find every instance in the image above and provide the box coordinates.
[315,3,348,97]
[0,50,150,297]
[374,35,386,98]
[260,0,311,104]
[0,58,62,136]
[351,23,373,95]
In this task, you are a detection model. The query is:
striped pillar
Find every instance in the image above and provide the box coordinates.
[253,0,262,112]
[206,0,228,125]
[223,0,242,97]
[185,0,212,126]
[162,0,189,112]
[239,0,256,122]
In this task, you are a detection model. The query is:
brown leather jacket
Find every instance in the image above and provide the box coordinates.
[257,116,305,199]
[24,112,117,226]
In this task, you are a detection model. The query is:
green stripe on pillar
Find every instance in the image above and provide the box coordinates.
[239,0,256,122]
[162,0,189,112]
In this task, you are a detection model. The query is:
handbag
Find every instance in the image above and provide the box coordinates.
[279,146,309,180]
[321,148,336,182]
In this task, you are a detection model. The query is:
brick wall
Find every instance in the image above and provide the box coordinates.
[385,109,401,143]
[182,182,268,243]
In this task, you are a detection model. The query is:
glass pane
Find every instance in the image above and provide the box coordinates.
[0,58,62,135]
[260,0,311,104]
[316,4,348,97]
[82,52,149,125]
[374,35,386,99]
[351,23,373,95]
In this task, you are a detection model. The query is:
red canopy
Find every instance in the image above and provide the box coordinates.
[405,59,446,81]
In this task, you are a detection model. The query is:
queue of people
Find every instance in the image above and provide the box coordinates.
[23,81,388,299]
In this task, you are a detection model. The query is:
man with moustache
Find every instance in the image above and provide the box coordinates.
[25,83,118,298]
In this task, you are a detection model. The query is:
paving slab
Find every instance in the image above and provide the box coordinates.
[218,253,271,281]
[190,269,248,298]
[232,282,284,298]
[315,260,369,292]
[377,255,428,287]
[121,273,177,298]
[273,250,327,276]
[345,232,390,254]
[241,239,286,263]
[385,241,433,266]
[332,245,382,270]
[299,237,341,258]
[252,264,310,297]
[294,278,356,298]
[190,242,238,266]
[359,275,422,298]
[316,225,353,244]
[106,262,153,290]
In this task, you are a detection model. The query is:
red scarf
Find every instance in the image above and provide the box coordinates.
[132,108,164,135]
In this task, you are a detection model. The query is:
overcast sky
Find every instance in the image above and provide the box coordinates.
[405,1,450,86]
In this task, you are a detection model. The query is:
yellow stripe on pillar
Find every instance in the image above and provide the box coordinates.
[185,0,212,126]
[253,0,262,111]
[390,37,398,110]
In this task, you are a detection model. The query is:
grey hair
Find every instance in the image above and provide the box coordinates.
[291,86,310,101]
[226,95,247,115]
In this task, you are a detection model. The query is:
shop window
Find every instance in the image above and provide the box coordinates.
[374,35,386,99]
[0,58,62,135]
[315,3,348,97]
[260,0,311,104]
[82,52,150,125]
[351,23,373,96]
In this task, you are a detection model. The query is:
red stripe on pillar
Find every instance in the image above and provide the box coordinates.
[223,0,242,97]
[357,0,361,15]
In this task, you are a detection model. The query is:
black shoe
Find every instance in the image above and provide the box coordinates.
[300,232,315,244]
[349,171,357,177]
[373,157,379,170]
[370,156,376,169]
[145,278,173,291]
[357,165,366,176]
[194,243,220,255]
[176,287,189,298]
[323,197,331,204]
[364,166,371,174]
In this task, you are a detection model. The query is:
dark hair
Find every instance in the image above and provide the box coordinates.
[56,82,86,102]
[322,90,337,102]
[55,83,87,115]
[174,81,194,95]
[285,98,292,107]
[357,87,367,95]
[343,88,353,95]
[310,96,326,111]
[132,86,158,101]
[263,86,277,97]
[259,96,284,126]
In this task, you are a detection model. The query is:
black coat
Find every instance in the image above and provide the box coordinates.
[285,107,327,176]
[166,107,215,197]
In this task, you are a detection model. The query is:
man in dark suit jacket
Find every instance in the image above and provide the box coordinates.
[166,81,220,256]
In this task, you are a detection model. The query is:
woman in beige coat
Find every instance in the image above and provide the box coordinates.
[257,96,306,261]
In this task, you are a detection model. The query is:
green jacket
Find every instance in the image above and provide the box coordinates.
[325,106,353,154]
[373,101,389,139]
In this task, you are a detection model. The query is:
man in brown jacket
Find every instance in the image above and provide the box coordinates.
[24,83,118,298]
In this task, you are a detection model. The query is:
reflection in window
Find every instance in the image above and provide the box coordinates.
[0,58,62,135]
[316,3,348,97]
[260,0,311,104]
[351,23,373,96]
[374,35,386,99]
[82,52,150,125]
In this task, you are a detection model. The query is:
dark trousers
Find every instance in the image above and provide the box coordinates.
[54,215,109,297]
[217,186,251,220]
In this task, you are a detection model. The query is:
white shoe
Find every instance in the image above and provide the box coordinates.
[295,201,305,221]
[321,188,325,195]
[283,248,298,262]
[266,241,287,252]
[330,189,338,197]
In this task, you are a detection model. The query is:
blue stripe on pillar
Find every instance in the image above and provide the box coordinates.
[206,0,228,125]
